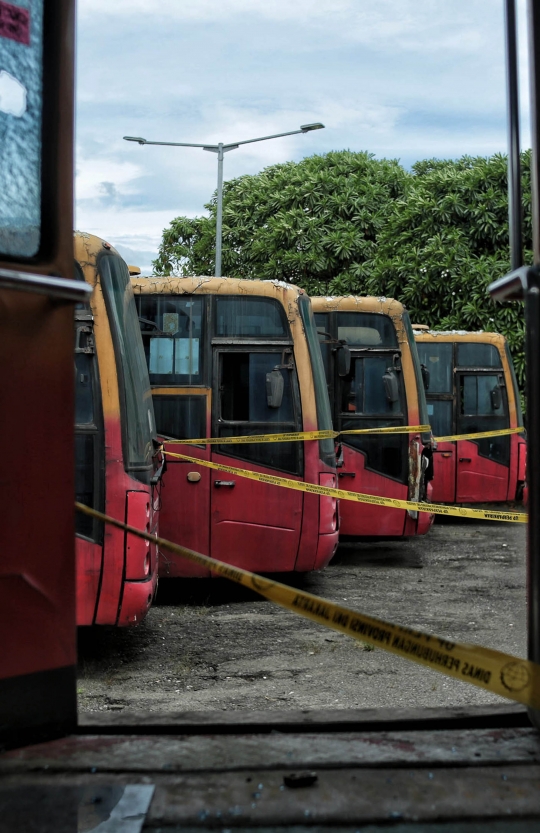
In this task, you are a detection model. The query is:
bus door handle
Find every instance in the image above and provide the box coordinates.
[338,471,356,478]
[459,457,472,463]
[214,480,236,488]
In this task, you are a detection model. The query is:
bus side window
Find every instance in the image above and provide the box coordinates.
[137,295,204,386]
[75,353,94,424]
[416,343,453,393]
[220,352,294,422]
[216,350,301,474]
[342,357,403,415]
[74,348,102,541]
[458,373,510,465]
[314,313,331,383]
[460,375,505,416]
[416,342,454,436]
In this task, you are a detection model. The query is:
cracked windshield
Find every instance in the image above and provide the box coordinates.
[73,1,527,716]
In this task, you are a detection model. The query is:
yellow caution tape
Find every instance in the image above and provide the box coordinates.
[434,427,525,443]
[164,425,525,446]
[75,501,540,709]
[342,425,431,436]
[166,425,431,446]
[167,430,336,445]
[163,449,527,524]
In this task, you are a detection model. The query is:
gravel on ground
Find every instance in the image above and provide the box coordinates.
[77,517,526,714]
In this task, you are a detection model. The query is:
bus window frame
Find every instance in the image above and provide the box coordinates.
[136,294,207,388]
[212,343,304,476]
[338,348,406,419]
[298,296,336,468]
[417,340,456,437]
[338,346,409,484]
[456,368,511,467]
[98,251,157,484]
[74,312,105,546]
[0,0,75,276]
[320,309,409,484]
[420,338,515,466]
[401,312,431,444]
[505,342,525,428]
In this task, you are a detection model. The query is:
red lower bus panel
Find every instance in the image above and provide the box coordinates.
[158,448,211,578]
[416,481,434,535]
[0,298,76,681]
[296,468,339,571]
[456,440,509,503]
[295,494,320,572]
[517,439,527,484]
[211,453,302,572]
[338,446,407,537]
[95,417,126,624]
[117,575,157,626]
[125,491,152,581]
[75,537,101,626]
[431,444,456,504]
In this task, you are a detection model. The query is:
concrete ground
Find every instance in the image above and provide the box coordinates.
[77,517,526,714]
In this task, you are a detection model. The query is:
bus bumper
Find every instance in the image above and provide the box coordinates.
[117,573,158,626]
[314,530,339,570]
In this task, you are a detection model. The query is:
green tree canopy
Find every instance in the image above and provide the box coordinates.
[153,149,531,388]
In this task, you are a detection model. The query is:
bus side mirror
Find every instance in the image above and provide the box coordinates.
[421,363,430,391]
[337,343,351,377]
[491,386,502,410]
[383,369,400,403]
[266,369,284,408]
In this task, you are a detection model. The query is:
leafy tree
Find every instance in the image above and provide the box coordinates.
[153,149,531,390]
[364,152,531,387]
[153,151,409,284]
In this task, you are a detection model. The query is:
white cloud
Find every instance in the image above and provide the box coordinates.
[75,207,174,248]
[75,158,142,201]
[75,0,529,251]
[77,0,504,57]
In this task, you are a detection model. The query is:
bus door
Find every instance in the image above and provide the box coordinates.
[416,341,456,503]
[210,297,303,571]
[456,369,510,502]
[337,346,408,536]
[138,294,212,576]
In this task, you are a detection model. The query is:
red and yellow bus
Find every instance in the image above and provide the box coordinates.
[132,276,338,576]
[414,328,526,505]
[312,296,434,538]
[75,232,160,625]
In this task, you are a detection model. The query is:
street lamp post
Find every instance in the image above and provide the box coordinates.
[124,123,325,277]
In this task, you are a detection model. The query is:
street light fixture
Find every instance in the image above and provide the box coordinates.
[124,123,325,277]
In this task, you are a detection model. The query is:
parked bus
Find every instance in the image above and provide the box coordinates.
[74,232,161,625]
[132,276,339,576]
[312,296,433,538]
[414,328,526,505]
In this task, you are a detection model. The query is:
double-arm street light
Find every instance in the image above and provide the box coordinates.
[124,123,325,277]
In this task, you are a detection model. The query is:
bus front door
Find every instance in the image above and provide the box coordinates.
[455,371,510,502]
[337,353,409,537]
[210,348,303,571]
[157,395,212,577]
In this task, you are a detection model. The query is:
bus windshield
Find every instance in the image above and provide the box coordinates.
[99,254,156,481]
[298,296,335,467]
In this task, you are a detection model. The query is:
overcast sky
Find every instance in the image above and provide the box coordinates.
[75,0,530,272]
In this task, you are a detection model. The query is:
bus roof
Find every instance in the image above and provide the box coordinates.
[311,295,406,317]
[131,275,307,305]
[74,230,122,285]
[412,329,508,348]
